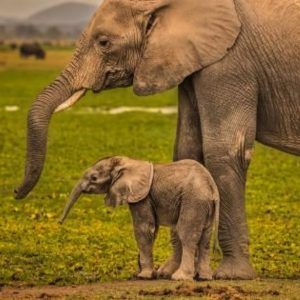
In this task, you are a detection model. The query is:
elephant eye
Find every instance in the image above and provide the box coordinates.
[146,14,156,35]
[98,36,110,48]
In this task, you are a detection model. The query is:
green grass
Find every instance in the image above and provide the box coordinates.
[0,50,299,287]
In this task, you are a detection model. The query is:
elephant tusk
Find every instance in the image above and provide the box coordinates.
[55,89,87,113]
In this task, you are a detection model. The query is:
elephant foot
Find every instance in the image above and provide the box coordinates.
[157,260,180,279]
[171,269,194,281]
[137,269,155,280]
[214,257,257,280]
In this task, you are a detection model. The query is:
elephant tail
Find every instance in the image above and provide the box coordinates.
[212,187,220,255]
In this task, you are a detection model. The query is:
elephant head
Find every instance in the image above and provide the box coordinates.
[59,156,153,223]
[15,0,240,199]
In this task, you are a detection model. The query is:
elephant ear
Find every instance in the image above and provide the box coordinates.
[105,157,154,207]
[133,0,241,95]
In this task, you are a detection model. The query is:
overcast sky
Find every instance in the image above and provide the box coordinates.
[0,0,101,18]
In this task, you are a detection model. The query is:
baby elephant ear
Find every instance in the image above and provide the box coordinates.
[106,157,154,206]
[133,0,241,95]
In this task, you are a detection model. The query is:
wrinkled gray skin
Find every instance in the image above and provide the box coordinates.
[60,157,219,281]
[16,0,300,279]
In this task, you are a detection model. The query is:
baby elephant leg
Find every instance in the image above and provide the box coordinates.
[130,202,157,280]
[172,206,204,281]
[157,228,182,279]
[195,225,213,280]
[135,224,157,279]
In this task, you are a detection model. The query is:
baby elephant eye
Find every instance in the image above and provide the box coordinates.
[91,175,98,182]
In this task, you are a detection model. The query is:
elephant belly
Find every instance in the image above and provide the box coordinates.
[255,35,300,155]
[256,88,300,155]
[244,0,300,155]
[155,206,179,227]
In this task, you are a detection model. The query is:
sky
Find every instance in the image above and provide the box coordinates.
[0,0,102,18]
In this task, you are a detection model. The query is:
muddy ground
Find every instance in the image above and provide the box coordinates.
[1,279,299,300]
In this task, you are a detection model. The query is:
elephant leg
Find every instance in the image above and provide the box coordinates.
[157,228,182,279]
[174,77,203,162]
[205,150,257,280]
[194,69,258,279]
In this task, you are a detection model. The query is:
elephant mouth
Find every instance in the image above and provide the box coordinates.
[93,72,134,93]
[51,72,135,110]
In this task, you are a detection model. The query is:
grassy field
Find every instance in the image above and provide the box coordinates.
[0,49,299,294]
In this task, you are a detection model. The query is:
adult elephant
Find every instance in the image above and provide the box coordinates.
[15,0,300,279]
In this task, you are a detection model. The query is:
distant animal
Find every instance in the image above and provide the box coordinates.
[60,156,220,281]
[19,43,46,59]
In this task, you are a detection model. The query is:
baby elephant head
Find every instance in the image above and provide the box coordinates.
[59,156,153,223]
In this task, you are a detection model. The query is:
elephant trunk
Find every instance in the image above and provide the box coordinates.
[59,181,83,224]
[15,58,86,199]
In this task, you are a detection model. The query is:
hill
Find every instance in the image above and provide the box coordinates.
[27,2,97,26]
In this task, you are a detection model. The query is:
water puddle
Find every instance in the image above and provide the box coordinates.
[4,106,20,112]
[72,106,177,115]
[2,106,177,115]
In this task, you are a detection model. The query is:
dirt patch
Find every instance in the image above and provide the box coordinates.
[139,283,280,299]
[0,280,290,300]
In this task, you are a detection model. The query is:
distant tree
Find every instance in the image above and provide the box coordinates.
[0,25,6,39]
[46,26,63,39]
[73,27,83,39]
[15,24,41,38]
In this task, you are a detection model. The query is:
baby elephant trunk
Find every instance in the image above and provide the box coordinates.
[59,182,83,224]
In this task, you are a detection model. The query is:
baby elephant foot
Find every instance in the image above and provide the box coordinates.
[197,268,213,281]
[137,269,154,280]
[171,269,194,281]
[157,260,180,279]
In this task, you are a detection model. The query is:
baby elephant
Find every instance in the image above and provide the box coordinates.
[60,156,219,281]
